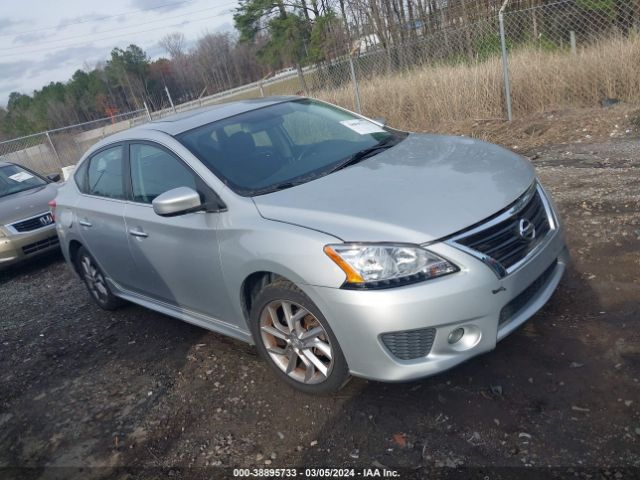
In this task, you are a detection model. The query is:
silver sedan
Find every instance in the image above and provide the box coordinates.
[0,161,60,268]
[54,97,568,393]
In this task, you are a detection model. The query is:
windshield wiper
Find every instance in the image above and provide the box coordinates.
[251,181,303,196]
[328,136,398,174]
[250,135,401,196]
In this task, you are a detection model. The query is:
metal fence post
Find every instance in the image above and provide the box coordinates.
[143,101,152,121]
[570,31,577,55]
[296,64,308,95]
[499,0,513,122]
[348,55,362,114]
[165,86,177,114]
[44,131,63,170]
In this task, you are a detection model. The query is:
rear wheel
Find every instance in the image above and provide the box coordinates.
[250,280,349,394]
[76,246,124,311]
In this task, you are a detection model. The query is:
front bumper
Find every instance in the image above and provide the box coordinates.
[0,224,60,268]
[305,227,568,382]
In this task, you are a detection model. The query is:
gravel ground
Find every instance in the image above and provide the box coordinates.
[0,109,638,479]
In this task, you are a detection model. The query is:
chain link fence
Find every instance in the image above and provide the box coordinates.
[149,70,309,120]
[503,0,640,115]
[3,0,639,176]
[0,110,147,177]
[307,0,639,119]
[306,13,503,113]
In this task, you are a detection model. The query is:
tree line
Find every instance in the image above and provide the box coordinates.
[1,0,636,140]
[0,34,268,140]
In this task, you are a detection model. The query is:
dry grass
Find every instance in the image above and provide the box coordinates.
[315,35,640,131]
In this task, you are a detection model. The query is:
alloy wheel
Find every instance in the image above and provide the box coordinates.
[259,300,333,385]
[80,255,109,303]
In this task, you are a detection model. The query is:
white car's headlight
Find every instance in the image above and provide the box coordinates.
[324,243,458,289]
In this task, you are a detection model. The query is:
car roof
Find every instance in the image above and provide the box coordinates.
[122,95,301,138]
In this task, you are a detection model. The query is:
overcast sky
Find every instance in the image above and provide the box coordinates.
[0,0,237,107]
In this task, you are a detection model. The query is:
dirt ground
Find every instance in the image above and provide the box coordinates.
[0,105,638,479]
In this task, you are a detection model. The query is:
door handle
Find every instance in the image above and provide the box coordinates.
[79,219,92,227]
[128,228,148,238]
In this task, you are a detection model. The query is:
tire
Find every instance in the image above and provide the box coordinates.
[249,279,350,394]
[75,246,125,311]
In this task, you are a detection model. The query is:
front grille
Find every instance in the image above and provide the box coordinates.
[381,327,436,360]
[11,213,54,232]
[22,235,59,255]
[455,186,551,272]
[499,259,558,326]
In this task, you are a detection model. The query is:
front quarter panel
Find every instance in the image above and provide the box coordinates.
[217,204,348,334]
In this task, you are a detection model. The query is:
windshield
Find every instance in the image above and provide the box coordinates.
[177,99,407,196]
[0,164,47,198]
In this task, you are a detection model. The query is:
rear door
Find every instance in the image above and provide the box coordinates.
[74,144,136,289]
[123,141,231,320]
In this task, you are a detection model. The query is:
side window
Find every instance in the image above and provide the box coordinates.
[87,146,125,199]
[130,143,198,204]
[74,159,89,193]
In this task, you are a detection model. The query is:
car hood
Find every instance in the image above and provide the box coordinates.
[253,133,536,243]
[0,183,58,226]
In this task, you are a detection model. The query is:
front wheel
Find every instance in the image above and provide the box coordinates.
[250,280,350,394]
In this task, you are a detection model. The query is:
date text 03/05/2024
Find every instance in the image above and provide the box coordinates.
[232,467,401,477]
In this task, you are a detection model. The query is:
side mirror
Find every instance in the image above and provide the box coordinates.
[373,117,387,127]
[152,187,202,217]
[47,173,61,182]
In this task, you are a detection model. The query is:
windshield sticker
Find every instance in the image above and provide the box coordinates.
[340,119,386,135]
[8,172,34,182]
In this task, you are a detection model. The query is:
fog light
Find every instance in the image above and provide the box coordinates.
[448,328,465,344]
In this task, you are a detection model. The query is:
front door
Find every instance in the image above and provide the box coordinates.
[75,144,135,289]
[123,142,232,321]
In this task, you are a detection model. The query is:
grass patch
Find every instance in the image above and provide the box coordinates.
[313,35,640,130]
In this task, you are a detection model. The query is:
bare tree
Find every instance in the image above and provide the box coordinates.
[159,32,187,59]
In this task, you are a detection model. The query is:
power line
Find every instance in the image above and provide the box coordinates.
[1,2,237,52]
[0,10,234,60]
[0,0,234,39]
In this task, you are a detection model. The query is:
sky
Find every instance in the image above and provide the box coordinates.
[0,0,238,107]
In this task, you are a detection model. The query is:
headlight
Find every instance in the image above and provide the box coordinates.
[324,243,458,289]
